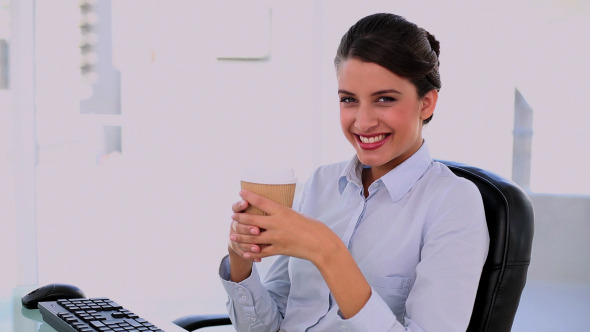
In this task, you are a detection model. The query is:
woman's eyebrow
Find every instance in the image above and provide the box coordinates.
[338,89,402,96]
[372,89,402,96]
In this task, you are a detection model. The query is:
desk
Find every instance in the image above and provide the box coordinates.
[1,286,187,332]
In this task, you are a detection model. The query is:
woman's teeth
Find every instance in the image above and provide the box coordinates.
[359,134,386,144]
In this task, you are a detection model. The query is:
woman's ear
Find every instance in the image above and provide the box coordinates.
[419,89,438,121]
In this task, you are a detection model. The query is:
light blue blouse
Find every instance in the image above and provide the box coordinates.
[220,143,489,331]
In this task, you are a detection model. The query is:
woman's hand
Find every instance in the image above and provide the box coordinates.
[230,190,340,266]
[231,189,372,318]
[231,190,371,318]
[227,198,266,282]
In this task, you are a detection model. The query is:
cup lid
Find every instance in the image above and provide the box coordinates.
[241,168,297,185]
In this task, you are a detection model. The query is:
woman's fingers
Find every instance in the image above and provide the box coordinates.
[243,244,275,261]
[231,219,261,235]
[229,236,262,255]
[229,216,264,262]
[239,190,282,216]
[230,233,264,246]
[231,200,249,213]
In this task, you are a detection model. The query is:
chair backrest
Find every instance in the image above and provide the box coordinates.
[439,161,534,332]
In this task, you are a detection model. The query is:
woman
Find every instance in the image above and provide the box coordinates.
[220,13,489,331]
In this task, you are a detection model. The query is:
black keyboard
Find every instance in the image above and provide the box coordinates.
[38,297,164,332]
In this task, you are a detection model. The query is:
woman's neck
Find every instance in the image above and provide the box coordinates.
[361,167,375,198]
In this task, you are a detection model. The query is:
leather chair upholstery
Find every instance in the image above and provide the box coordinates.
[440,161,534,331]
[174,161,535,331]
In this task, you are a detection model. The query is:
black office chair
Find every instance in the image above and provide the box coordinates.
[174,161,534,331]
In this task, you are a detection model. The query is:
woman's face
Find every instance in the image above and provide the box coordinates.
[337,58,437,178]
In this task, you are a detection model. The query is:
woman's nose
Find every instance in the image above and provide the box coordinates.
[355,105,378,132]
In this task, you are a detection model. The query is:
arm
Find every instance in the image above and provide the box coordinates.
[330,181,488,332]
[403,182,489,331]
[221,201,289,331]
[309,232,372,319]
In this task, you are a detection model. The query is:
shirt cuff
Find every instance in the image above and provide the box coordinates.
[219,255,268,327]
[338,287,400,331]
[219,255,272,306]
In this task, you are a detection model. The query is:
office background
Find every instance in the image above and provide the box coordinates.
[1,0,589,331]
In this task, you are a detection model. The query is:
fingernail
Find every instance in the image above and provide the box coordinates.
[250,228,258,235]
[230,234,237,241]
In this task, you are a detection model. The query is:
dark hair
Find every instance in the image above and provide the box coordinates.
[335,13,441,124]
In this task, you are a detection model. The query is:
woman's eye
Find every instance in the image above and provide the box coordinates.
[340,97,356,103]
[377,96,396,103]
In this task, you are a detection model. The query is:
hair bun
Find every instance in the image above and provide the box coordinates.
[425,30,440,57]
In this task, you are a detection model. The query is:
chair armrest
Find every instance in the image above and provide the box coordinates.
[173,314,231,331]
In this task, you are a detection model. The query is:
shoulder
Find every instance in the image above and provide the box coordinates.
[415,161,485,228]
[422,161,482,199]
[420,161,486,230]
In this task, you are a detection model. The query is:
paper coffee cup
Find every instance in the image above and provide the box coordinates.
[240,168,297,216]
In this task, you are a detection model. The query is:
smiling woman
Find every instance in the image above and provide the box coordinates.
[222,13,489,332]
[4,1,587,331]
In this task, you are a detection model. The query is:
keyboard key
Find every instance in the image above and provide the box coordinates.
[111,311,126,318]
[124,318,143,327]
[108,301,123,309]
[90,320,106,328]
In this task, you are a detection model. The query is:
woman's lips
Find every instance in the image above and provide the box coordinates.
[355,134,390,150]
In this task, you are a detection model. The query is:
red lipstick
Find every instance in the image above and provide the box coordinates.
[355,134,390,150]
